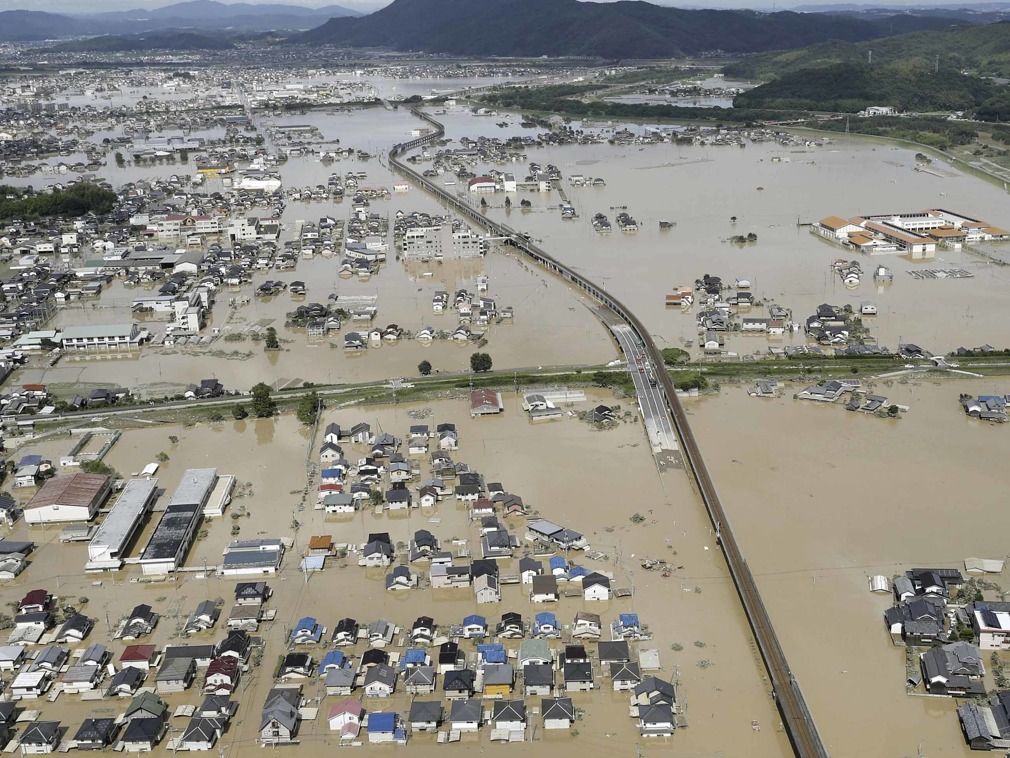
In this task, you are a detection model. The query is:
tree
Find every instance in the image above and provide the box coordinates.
[661,347,690,366]
[114,151,125,167]
[80,460,118,478]
[250,383,276,418]
[264,327,280,350]
[232,404,249,420]
[296,392,321,426]
[368,489,384,507]
[470,352,493,373]
[418,360,432,376]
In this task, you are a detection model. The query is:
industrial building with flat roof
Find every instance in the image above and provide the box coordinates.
[170,468,218,509]
[86,479,159,571]
[138,468,218,576]
[139,504,201,576]
[23,473,112,525]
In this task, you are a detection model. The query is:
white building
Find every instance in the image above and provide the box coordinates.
[86,478,159,571]
[61,323,141,352]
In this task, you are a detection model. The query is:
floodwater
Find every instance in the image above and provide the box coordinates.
[467,133,1010,353]
[22,242,615,397]
[3,394,789,756]
[689,375,1010,756]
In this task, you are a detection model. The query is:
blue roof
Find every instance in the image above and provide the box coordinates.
[295,616,317,630]
[549,556,567,569]
[477,643,507,664]
[368,712,396,733]
[320,650,346,670]
[403,648,427,665]
[321,468,342,477]
[535,612,558,626]
[618,613,640,627]
[18,455,42,466]
[462,614,486,627]
[568,565,588,579]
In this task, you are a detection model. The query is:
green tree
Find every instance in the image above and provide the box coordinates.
[232,404,249,420]
[80,460,118,478]
[418,360,432,376]
[264,327,280,350]
[296,392,321,426]
[114,152,125,167]
[661,347,690,366]
[470,352,493,373]
[250,383,276,418]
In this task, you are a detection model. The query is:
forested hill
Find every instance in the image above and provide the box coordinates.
[294,0,957,58]
[724,21,1010,79]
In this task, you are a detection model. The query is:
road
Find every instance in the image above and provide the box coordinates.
[390,108,830,758]
[609,323,678,454]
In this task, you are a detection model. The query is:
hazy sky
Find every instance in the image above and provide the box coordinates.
[0,0,988,12]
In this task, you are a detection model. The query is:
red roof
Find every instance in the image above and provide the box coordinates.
[20,589,50,608]
[207,657,239,677]
[470,389,502,412]
[120,644,157,662]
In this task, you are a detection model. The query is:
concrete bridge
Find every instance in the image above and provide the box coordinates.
[389,109,830,758]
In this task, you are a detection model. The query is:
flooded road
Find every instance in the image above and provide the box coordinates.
[690,376,1010,756]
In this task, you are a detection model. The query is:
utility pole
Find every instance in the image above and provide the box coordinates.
[867,49,872,66]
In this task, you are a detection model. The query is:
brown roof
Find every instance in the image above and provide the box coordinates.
[25,473,109,510]
[819,215,851,230]
[926,228,966,238]
[308,535,333,551]
[862,221,929,246]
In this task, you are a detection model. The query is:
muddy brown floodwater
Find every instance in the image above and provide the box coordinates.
[2,393,790,756]
[690,375,1010,757]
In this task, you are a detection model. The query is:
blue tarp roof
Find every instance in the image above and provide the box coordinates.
[618,613,640,627]
[462,614,486,626]
[535,612,558,625]
[549,556,567,569]
[477,643,507,663]
[403,648,427,665]
[368,712,396,733]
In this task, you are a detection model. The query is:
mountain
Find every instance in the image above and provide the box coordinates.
[55,31,236,52]
[724,20,1010,78]
[0,10,92,41]
[734,61,998,112]
[80,1,360,33]
[292,0,962,58]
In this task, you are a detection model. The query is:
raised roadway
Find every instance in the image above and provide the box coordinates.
[609,323,678,455]
[390,107,830,758]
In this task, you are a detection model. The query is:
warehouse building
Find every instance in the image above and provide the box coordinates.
[23,473,111,525]
[86,479,159,571]
[138,469,217,576]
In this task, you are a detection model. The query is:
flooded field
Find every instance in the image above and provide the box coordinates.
[19,247,615,397]
[469,133,1010,353]
[690,376,1010,756]
[3,394,789,755]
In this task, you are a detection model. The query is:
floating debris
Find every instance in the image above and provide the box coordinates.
[907,269,974,280]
